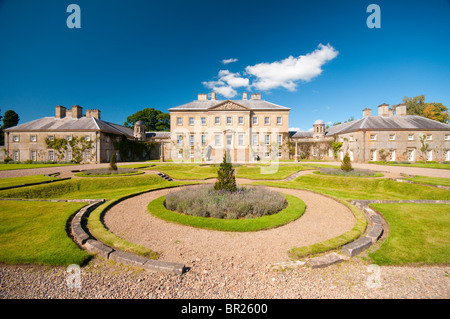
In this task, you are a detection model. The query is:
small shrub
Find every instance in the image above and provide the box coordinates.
[340,153,353,171]
[109,154,118,171]
[214,150,237,192]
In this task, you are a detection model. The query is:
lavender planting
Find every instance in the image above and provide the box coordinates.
[164,185,287,219]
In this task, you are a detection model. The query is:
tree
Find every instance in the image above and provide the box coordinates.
[124,108,170,131]
[340,152,353,171]
[1,109,19,145]
[422,102,450,124]
[213,150,237,193]
[109,153,118,171]
[403,95,426,116]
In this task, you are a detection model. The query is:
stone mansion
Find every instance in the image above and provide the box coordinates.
[3,93,450,163]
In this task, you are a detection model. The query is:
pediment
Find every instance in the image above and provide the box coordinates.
[207,100,250,111]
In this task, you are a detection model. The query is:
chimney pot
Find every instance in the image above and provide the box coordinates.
[362,108,372,117]
[210,92,216,100]
[396,103,407,116]
[242,92,247,100]
[86,109,101,119]
[198,94,208,101]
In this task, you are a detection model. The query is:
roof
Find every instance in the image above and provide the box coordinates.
[4,116,135,138]
[314,119,325,125]
[325,115,450,136]
[169,99,290,111]
[145,132,170,139]
[291,131,313,138]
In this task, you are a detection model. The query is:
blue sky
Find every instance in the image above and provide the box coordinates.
[0,0,449,131]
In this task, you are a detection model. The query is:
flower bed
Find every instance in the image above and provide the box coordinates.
[75,168,144,177]
[315,167,382,177]
[164,185,288,219]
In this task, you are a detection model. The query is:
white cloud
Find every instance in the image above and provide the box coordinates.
[245,43,338,91]
[202,70,249,99]
[289,127,301,131]
[307,128,314,132]
[222,58,238,64]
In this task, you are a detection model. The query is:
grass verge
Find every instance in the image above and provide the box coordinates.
[148,193,305,232]
[0,163,76,171]
[0,200,91,266]
[403,175,450,188]
[0,175,63,189]
[288,197,367,259]
[368,203,450,265]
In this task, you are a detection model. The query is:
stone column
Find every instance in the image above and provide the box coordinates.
[295,140,299,162]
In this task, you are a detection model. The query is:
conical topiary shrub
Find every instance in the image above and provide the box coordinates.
[214,149,237,193]
[109,153,118,171]
[340,152,353,172]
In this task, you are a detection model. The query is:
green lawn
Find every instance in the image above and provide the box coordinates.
[0,175,63,189]
[150,164,219,180]
[368,161,450,170]
[254,174,450,200]
[403,175,450,188]
[0,200,90,266]
[235,164,315,180]
[369,203,450,265]
[148,194,305,232]
[0,163,76,171]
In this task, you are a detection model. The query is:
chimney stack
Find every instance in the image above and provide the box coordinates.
[55,105,66,119]
[71,105,83,119]
[250,93,261,100]
[210,92,216,100]
[242,92,247,100]
[86,109,101,119]
[396,103,407,116]
[198,94,208,101]
[378,103,390,117]
[362,108,372,117]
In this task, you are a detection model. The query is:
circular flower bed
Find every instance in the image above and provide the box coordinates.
[164,185,288,219]
[315,167,382,177]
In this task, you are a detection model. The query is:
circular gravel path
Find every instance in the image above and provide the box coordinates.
[103,185,356,268]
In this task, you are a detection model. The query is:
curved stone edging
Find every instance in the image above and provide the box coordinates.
[70,198,186,275]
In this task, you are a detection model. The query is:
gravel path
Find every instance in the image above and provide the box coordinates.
[103,185,355,267]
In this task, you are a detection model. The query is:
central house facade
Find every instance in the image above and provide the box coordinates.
[168,92,291,162]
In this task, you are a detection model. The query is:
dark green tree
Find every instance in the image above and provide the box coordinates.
[1,110,19,145]
[402,95,426,116]
[340,152,353,172]
[213,150,237,193]
[124,108,170,131]
[109,153,118,171]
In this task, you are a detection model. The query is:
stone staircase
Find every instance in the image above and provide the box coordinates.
[157,172,173,181]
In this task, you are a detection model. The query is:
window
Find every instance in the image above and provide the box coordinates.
[201,134,207,146]
[85,135,90,142]
[48,150,54,161]
[445,134,450,141]
[48,135,54,141]
[215,134,221,146]
[30,135,37,142]
[349,150,354,161]
[238,134,244,146]
[176,135,183,145]
[277,134,282,145]
[426,134,432,141]
[189,134,194,146]
[446,150,450,161]
[408,149,414,162]
[389,134,395,141]
[389,150,396,161]
[313,148,318,157]
[189,117,194,125]
[201,117,206,125]
[349,135,354,142]
[252,117,258,125]
[265,134,270,145]
[177,149,182,159]
[370,134,376,141]
[13,135,19,142]
[427,150,433,161]
[85,151,91,162]
[264,117,270,125]
[13,150,19,161]
[67,151,72,161]
[66,135,72,141]
[30,150,36,161]
[177,117,182,125]
[252,134,258,146]
[226,116,232,125]
[277,117,282,125]
[215,117,220,125]
[278,152,282,158]
[265,152,270,158]
[370,149,376,161]
[408,134,414,141]
[226,135,232,146]
[238,117,244,125]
